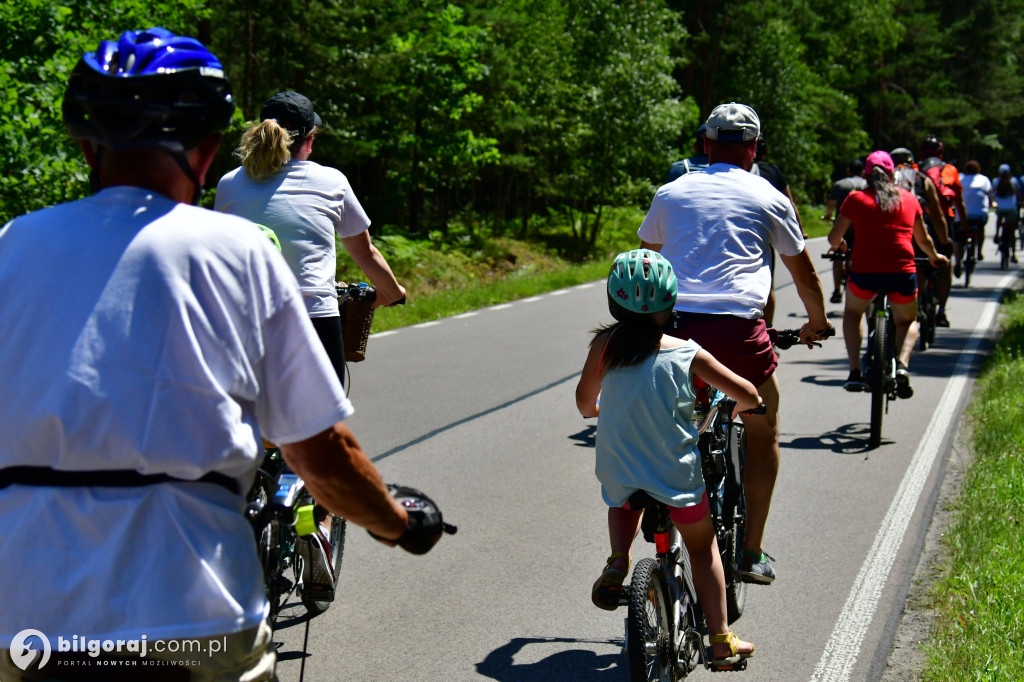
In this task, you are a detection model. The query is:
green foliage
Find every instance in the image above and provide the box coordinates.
[0,1,210,224]
[922,292,1024,680]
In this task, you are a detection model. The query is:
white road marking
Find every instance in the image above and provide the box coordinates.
[809,275,1010,681]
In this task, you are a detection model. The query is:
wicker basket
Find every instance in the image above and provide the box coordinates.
[342,298,375,362]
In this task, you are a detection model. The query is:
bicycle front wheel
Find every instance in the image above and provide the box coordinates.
[627,558,675,682]
[722,427,747,624]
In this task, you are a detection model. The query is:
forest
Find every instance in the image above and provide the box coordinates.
[3,0,1023,253]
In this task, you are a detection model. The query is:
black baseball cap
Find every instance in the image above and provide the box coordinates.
[260,91,323,137]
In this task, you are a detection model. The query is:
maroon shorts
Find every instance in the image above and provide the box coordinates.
[664,312,777,387]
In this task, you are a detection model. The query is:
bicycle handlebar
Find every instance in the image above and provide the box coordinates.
[771,325,835,350]
[336,281,407,307]
[821,251,849,262]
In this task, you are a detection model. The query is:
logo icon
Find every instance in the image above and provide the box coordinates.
[11,629,51,671]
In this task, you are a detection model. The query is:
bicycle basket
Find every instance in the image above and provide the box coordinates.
[341,297,375,362]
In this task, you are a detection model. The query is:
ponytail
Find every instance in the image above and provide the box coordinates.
[869,166,901,213]
[233,119,302,179]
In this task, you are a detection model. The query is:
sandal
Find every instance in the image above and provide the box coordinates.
[708,631,755,670]
[591,551,630,611]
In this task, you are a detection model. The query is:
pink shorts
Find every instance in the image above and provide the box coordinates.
[623,491,710,525]
[665,312,778,387]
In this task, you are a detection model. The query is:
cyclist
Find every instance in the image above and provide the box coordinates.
[959,160,994,257]
[827,151,949,396]
[576,250,758,668]
[666,123,710,183]
[638,102,832,585]
[0,28,441,680]
[822,159,867,303]
[215,91,406,390]
[891,147,953,326]
[920,136,968,280]
[991,164,1021,264]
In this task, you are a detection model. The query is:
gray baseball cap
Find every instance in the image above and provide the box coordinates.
[261,91,323,137]
[705,102,760,142]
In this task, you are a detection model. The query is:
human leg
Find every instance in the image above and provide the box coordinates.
[674,513,754,660]
[310,314,347,388]
[592,505,642,610]
[891,298,919,369]
[737,375,779,567]
[842,291,872,385]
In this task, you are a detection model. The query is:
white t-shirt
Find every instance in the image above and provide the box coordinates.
[959,173,992,218]
[638,164,805,318]
[0,187,352,645]
[215,160,372,318]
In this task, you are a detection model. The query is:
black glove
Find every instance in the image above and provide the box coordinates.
[368,484,451,554]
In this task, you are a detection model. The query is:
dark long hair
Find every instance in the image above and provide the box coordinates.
[996,171,1015,198]
[590,295,663,373]
[868,166,901,212]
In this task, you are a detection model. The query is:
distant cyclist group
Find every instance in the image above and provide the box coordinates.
[0,23,1017,682]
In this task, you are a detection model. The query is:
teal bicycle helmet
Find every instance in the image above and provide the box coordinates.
[607,250,677,314]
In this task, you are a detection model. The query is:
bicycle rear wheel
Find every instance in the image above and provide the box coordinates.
[258,521,285,623]
[868,313,890,448]
[627,558,675,682]
[964,242,975,287]
[722,427,747,624]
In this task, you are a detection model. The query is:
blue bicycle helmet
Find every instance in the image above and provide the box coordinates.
[607,250,677,314]
[63,27,234,152]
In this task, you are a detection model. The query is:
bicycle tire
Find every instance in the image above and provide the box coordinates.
[722,427,747,624]
[1000,225,1012,271]
[259,521,284,623]
[300,515,347,616]
[868,309,889,448]
[626,558,676,682]
[964,243,974,288]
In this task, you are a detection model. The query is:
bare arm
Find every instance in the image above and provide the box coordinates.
[690,349,761,417]
[912,213,949,268]
[821,198,837,222]
[779,248,831,343]
[281,422,408,543]
[340,231,406,307]
[575,332,609,418]
[827,214,852,251]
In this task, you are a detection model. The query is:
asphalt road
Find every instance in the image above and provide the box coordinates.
[272,234,1020,682]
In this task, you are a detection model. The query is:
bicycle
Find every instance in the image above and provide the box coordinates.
[914,257,940,351]
[622,328,829,680]
[822,250,851,304]
[623,397,762,679]
[246,448,346,623]
[995,210,1018,270]
[960,230,977,288]
[851,293,898,448]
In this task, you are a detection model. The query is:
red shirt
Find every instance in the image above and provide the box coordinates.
[839,188,922,274]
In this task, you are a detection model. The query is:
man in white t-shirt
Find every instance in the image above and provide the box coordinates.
[0,29,445,681]
[639,102,830,586]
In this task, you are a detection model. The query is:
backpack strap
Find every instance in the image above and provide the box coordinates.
[0,466,241,495]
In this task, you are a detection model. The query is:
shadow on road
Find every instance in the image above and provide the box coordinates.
[568,425,596,448]
[477,637,625,681]
[783,422,890,455]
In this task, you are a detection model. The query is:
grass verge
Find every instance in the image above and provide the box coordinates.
[921,290,1024,680]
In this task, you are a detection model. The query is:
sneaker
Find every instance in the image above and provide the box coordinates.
[734,550,775,584]
[953,262,962,278]
[1013,256,1019,264]
[935,311,950,327]
[895,362,913,399]
[844,370,867,392]
[298,530,336,602]
[830,290,843,304]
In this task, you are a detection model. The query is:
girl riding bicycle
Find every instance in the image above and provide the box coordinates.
[575,250,760,667]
